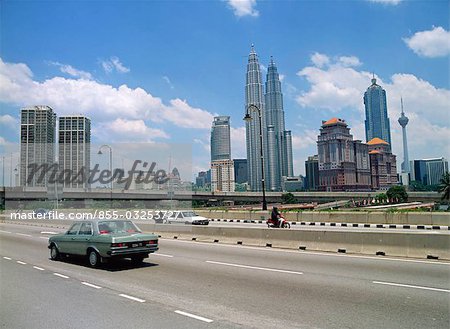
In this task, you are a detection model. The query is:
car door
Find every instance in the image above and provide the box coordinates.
[74,222,93,255]
[58,222,82,254]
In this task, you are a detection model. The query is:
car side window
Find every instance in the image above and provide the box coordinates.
[66,223,82,235]
[78,222,92,235]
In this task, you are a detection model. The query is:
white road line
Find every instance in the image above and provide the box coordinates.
[0,230,12,234]
[40,231,58,235]
[373,281,450,293]
[33,266,45,271]
[153,253,174,258]
[39,237,49,240]
[3,257,12,260]
[174,310,214,323]
[53,273,69,279]
[15,233,32,237]
[118,294,146,303]
[206,260,303,275]
[17,260,27,265]
[81,282,102,289]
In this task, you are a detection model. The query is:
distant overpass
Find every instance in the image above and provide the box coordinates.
[0,187,441,206]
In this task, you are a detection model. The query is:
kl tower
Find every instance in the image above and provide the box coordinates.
[398,98,410,186]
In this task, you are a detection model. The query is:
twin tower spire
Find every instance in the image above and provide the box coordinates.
[245,45,293,192]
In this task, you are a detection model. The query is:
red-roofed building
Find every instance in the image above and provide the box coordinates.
[368,138,398,189]
[317,118,371,191]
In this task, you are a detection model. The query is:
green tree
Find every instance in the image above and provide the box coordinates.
[438,171,450,202]
[281,192,296,204]
[386,185,408,203]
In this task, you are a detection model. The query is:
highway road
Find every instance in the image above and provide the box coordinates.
[1,222,449,329]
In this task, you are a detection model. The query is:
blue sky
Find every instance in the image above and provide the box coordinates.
[1,0,449,180]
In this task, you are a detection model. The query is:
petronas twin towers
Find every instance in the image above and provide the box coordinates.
[245,45,293,192]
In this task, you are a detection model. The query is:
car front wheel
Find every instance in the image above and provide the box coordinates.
[88,250,100,267]
[50,245,60,261]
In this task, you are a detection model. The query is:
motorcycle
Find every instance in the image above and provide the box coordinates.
[266,217,291,229]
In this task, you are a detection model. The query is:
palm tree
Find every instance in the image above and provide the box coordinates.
[438,171,450,202]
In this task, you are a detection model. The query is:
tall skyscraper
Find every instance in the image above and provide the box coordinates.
[58,115,91,188]
[398,98,410,173]
[264,57,293,191]
[210,116,234,192]
[20,105,56,187]
[317,118,371,191]
[211,116,231,161]
[245,45,266,192]
[364,76,392,148]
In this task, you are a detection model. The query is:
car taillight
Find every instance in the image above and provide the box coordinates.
[149,240,158,244]
[111,242,125,247]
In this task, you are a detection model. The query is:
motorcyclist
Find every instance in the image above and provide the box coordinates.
[271,206,283,227]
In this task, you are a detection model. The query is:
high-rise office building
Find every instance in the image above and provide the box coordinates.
[317,118,371,191]
[58,115,91,188]
[364,76,392,148]
[233,159,248,184]
[367,138,397,190]
[210,116,234,192]
[20,106,56,187]
[264,57,293,191]
[305,155,319,191]
[245,45,266,192]
[211,116,231,161]
[411,158,448,186]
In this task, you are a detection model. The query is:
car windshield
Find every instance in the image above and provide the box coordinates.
[182,211,197,217]
[97,220,141,234]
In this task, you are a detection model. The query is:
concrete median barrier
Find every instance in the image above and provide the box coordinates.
[2,218,449,260]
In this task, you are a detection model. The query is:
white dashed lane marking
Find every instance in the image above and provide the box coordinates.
[15,233,32,237]
[118,294,146,303]
[3,257,12,260]
[33,266,45,271]
[174,310,214,323]
[206,260,303,275]
[53,273,69,279]
[17,261,27,265]
[153,253,174,258]
[81,282,102,289]
[0,230,12,234]
[373,281,450,293]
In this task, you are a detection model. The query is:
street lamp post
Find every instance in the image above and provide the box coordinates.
[98,145,113,207]
[243,104,267,211]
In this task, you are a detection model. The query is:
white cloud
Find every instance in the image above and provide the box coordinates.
[367,0,402,5]
[338,56,362,67]
[311,52,330,68]
[404,26,450,58]
[295,53,450,161]
[0,57,215,136]
[226,0,259,17]
[48,61,93,80]
[93,118,169,142]
[100,56,130,73]
[0,114,18,128]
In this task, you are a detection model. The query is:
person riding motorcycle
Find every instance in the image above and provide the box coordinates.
[271,207,283,228]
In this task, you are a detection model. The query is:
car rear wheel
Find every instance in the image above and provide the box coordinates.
[50,245,60,261]
[88,250,100,267]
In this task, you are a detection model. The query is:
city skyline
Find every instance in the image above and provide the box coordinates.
[0,1,449,178]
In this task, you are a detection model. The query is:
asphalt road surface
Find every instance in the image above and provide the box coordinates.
[1,222,449,329]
